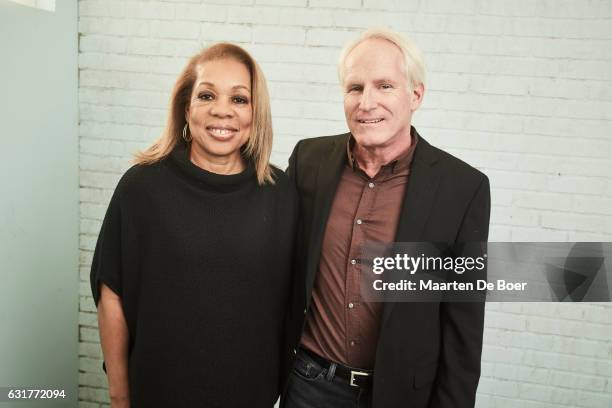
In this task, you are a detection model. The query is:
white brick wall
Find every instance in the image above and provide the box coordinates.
[77,1,612,406]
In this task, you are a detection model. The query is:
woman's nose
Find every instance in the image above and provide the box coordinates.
[210,98,233,117]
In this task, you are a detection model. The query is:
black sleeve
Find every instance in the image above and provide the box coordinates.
[286,140,301,184]
[90,188,124,306]
[429,175,491,408]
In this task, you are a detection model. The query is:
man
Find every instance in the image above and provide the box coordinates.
[283,28,490,408]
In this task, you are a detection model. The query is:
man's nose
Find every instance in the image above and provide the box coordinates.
[358,87,376,111]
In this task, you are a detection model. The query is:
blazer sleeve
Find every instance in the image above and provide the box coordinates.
[286,140,301,184]
[429,175,491,408]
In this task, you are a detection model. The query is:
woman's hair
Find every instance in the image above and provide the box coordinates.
[337,27,426,91]
[135,43,274,185]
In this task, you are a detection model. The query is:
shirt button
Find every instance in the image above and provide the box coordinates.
[303,308,307,315]
[356,219,363,225]
[368,182,375,188]
[293,348,297,355]
[350,341,356,347]
[348,302,354,309]
[350,259,356,265]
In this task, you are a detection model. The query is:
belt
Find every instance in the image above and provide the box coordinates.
[300,348,373,389]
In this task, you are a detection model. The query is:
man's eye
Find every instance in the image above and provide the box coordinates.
[381,84,393,89]
[232,96,249,104]
[348,86,362,93]
[198,93,214,100]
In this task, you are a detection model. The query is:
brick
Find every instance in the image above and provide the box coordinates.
[203,0,252,4]
[79,88,168,110]
[550,371,606,392]
[199,23,252,43]
[79,35,127,54]
[253,26,306,45]
[477,377,520,397]
[486,311,528,331]
[331,10,391,29]
[80,189,113,207]
[150,20,200,40]
[306,28,360,47]
[78,401,100,408]
[79,372,108,389]
[126,37,200,57]
[542,213,607,234]
[79,17,149,37]
[81,267,92,282]
[79,357,103,374]
[174,3,227,22]
[278,8,334,26]
[227,6,280,24]
[482,345,524,364]
[250,44,338,64]
[80,70,176,92]
[78,386,109,404]
[311,0,360,8]
[79,310,98,328]
[80,296,97,313]
[575,391,612,408]
[80,281,95,297]
[256,0,306,6]
[519,383,553,402]
[123,1,177,20]
[80,250,94,267]
[363,0,419,12]
[79,342,103,359]
[262,62,337,84]
[80,154,132,174]
[80,327,100,343]
[492,206,540,228]
[428,72,470,92]
[80,123,158,143]
[80,171,122,191]
[80,105,166,127]
[79,219,102,235]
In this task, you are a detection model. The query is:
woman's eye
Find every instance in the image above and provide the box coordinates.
[232,96,249,104]
[198,93,214,101]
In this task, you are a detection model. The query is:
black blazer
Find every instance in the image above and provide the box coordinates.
[285,130,491,408]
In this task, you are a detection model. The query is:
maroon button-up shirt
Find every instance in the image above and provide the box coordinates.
[300,130,418,369]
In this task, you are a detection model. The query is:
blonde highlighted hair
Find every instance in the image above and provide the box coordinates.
[338,27,426,91]
[135,43,274,185]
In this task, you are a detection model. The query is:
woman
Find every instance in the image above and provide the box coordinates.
[90,43,297,407]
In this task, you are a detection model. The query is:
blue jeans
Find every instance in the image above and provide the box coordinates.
[281,349,372,408]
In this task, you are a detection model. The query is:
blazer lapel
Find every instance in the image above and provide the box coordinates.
[305,134,349,303]
[382,136,441,326]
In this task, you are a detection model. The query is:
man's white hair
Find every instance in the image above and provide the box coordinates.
[338,27,426,90]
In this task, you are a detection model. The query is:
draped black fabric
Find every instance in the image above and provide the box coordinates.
[90,142,297,407]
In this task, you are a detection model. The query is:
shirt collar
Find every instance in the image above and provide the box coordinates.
[346,126,419,175]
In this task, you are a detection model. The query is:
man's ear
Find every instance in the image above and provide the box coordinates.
[411,83,425,112]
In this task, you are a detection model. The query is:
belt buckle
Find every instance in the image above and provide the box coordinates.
[349,370,370,387]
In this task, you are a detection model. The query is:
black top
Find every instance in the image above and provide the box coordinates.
[90,142,297,407]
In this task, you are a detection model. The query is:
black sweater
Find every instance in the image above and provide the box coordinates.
[90,142,297,407]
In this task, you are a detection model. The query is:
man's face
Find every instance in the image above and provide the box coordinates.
[342,39,423,150]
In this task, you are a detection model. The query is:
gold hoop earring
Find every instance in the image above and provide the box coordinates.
[182,123,192,142]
